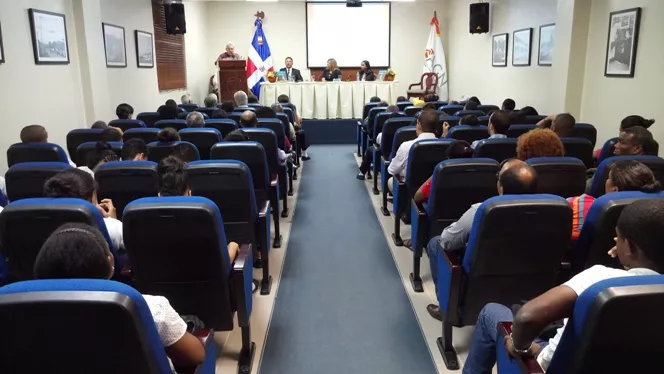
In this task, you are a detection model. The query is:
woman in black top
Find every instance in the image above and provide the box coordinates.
[322,58,342,81]
[358,60,375,81]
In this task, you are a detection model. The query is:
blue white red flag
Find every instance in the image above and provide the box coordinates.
[247,18,273,98]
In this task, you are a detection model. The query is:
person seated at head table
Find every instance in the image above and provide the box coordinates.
[358,60,375,81]
[516,128,565,161]
[322,58,342,81]
[122,138,148,161]
[536,113,576,138]
[471,110,510,149]
[279,57,303,82]
[461,198,664,373]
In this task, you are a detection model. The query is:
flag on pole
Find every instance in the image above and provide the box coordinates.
[423,12,449,101]
[247,18,273,98]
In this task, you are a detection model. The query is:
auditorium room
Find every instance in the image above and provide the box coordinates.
[1,0,664,373]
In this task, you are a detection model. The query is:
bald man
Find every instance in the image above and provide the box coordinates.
[425,159,538,321]
[238,110,258,128]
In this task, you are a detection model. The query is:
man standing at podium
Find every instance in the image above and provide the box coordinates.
[216,42,242,62]
[279,57,303,82]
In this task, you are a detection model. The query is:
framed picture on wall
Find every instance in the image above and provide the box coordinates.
[512,28,532,66]
[102,23,127,68]
[604,7,641,78]
[492,33,508,67]
[28,9,70,65]
[0,22,5,64]
[538,23,555,66]
[135,30,154,68]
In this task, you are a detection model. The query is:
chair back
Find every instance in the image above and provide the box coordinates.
[472,138,518,162]
[0,279,173,374]
[545,276,664,374]
[390,126,418,159]
[122,128,160,143]
[362,102,380,120]
[430,101,448,109]
[367,107,387,128]
[427,159,499,233]
[448,125,489,143]
[210,141,269,203]
[205,119,238,138]
[282,107,295,124]
[76,142,123,167]
[597,137,618,165]
[178,128,221,160]
[373,112,402,139]
[0,198,114,281]
[257,119,287,150]
[109,119,146,131]
[123,197,238,330]
[507,124,536,138]
[186,161,258,245]
[561,138,594,168]
[526,157,587,197]
[228,112,242,125]
[589,155,664,198]
[194,107,217,117]
[147,141,200,163]
[154,119,187,131]
[276,113,292,139]
[234,107,255,113]
[136,112,161,127]
[570,123,597,147]
[7,143,69,167]
[422,72,438,92]
[477,105,499,114]
[66,129,105,164]
[242,128,279,177]
[477,116,490,126]
[378,119,415,160]
[440,105,464,116]
[573,191,664,272]
[524,115,547,124]
[458,194,572,320]
[5,162,72,202]
[396,101,412,111]
[179,103,199,112]
[453,110,485,117]
[95,161,159,219]
[405,140,454,191]
[404,106,422,117]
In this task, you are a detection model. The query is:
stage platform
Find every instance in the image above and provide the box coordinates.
[301,119,358,145]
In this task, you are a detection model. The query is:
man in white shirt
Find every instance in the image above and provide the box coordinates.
[386,110,439,191]
[470,110,510,149]
[461,198,664,374]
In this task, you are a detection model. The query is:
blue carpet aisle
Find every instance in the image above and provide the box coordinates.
[260,145,436,374]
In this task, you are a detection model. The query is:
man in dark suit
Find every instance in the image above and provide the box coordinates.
[279,57,303,82]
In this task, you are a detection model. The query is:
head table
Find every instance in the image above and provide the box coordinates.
[259,81,400,120]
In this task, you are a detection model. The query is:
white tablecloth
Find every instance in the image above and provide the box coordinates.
[259,81,400,119]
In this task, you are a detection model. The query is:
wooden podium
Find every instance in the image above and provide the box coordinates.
[217,59,248,101]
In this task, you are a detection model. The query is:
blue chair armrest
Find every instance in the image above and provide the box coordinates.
[392,174,405,214]
[232,244,253,328]
[194,329,217,374]
[496,322,545,374]
[437,246,464,325]
[411,199,429,252]
[257,199,271,252]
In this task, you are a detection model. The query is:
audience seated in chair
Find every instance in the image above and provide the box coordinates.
[537,113,576,138]
[43,169,123,250]
[186,111,205,128]
[614,126,657,156]
[78,142,120,176]
[425,159,538,321]
[467,96,481,106]
[220,101,235,113]
[91,120,108,129]
[470,110,510,149]
[413,141,474,203]
[517,128,565,160]
[424,94,439,103]
[502,98,516,112]
[240,111,287,165]
[248,95,259,104]
[203,93,218,109]
[122,138,148,161]
[357,105,401,180]
[519,106,539,116]
[20,124,77,167]
[594,115,656,160]
[441,115,481,138]
[181,94,192,105]
[224,129,250,142]
[101,127,123,141]
[116,103,134,120]
[234,91,249,109]
[464,101,479,111]
[210,109,228,119]
[157,99,180,120]
[396,96,407,102]
[33,222,206,369]
[462,198,664,373]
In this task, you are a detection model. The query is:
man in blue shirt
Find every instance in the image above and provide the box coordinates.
[471,110,510,149]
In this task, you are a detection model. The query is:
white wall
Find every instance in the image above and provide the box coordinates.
[445,0,558,111]
[581,0,664,146]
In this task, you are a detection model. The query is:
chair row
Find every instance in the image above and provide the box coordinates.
[362,102,503,120]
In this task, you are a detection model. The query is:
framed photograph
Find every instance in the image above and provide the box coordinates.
[134,30,154,68]
[538,24,555,66]
[512,28,532,66]
[492,33,508,67]
[28,9,70,65]
[604,8,641,77]
[0,22,5,64]
[102,23,127,68]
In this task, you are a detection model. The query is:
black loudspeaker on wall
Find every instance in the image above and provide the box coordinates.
[165,3,186,35]
[469,2,490,34]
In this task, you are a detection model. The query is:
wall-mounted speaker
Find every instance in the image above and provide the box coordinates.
[470,3,490,34]
[165,3,186,35]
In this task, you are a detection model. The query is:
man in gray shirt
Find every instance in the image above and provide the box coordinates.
[426,159,539,321]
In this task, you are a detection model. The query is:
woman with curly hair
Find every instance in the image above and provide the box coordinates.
[516,128,565,160]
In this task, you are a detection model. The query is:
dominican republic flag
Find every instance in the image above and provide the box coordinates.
[247,18,273,98]
[423,12,449,101]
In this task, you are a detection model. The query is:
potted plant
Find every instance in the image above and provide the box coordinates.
[266,71,277,83]
[385,69,396,81]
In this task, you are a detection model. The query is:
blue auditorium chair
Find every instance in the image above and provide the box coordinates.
[0,198,119,282]
[410,159,499,292]
[477,104,499,114]
[561,138,594,168]
[440,115,461,128]
[257,119,288,151]
[596,137,618,165]
[453,110,485,117]
[122,196,255,372]
[472,138,518,162]
[205,118,238,138]
[526,157,587,197]
[392,139,453,247]
[507,124,536,138]
[233,107,256,113]
[154,119,187,131]
[572,192,664,273]
[109,119,146,131]
[178,128,221,160]
[570,123,597,147]
[7,142,69,167]
[194,107,217,117]
[447,125,489,143]
[396,101,413,111]
[439,105,464,116]
[430,101,449,109]
[210,141,281,248]
[136,111,161,127]
[380,126,417,215]
[66,128,105,164]
[76,141,123,166]
[362,102,380,121]
[179,103,199,112]
[373,117,415,195]
[477,115,490,126]
[0,279,218,374]
[282,107,295,126]
[362,106,388,153]
[372,112,399,145]
[247,103,262,109]
[228,112,242,125]
[95,161,159,219]
[404,106,422,117]
[497,276,664,374]
[147,141,200,163]
[434,194,572,369]
[123,128,161,143]
[588,155,664,198]
[187,160,272,295]
[5,162,72,202]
